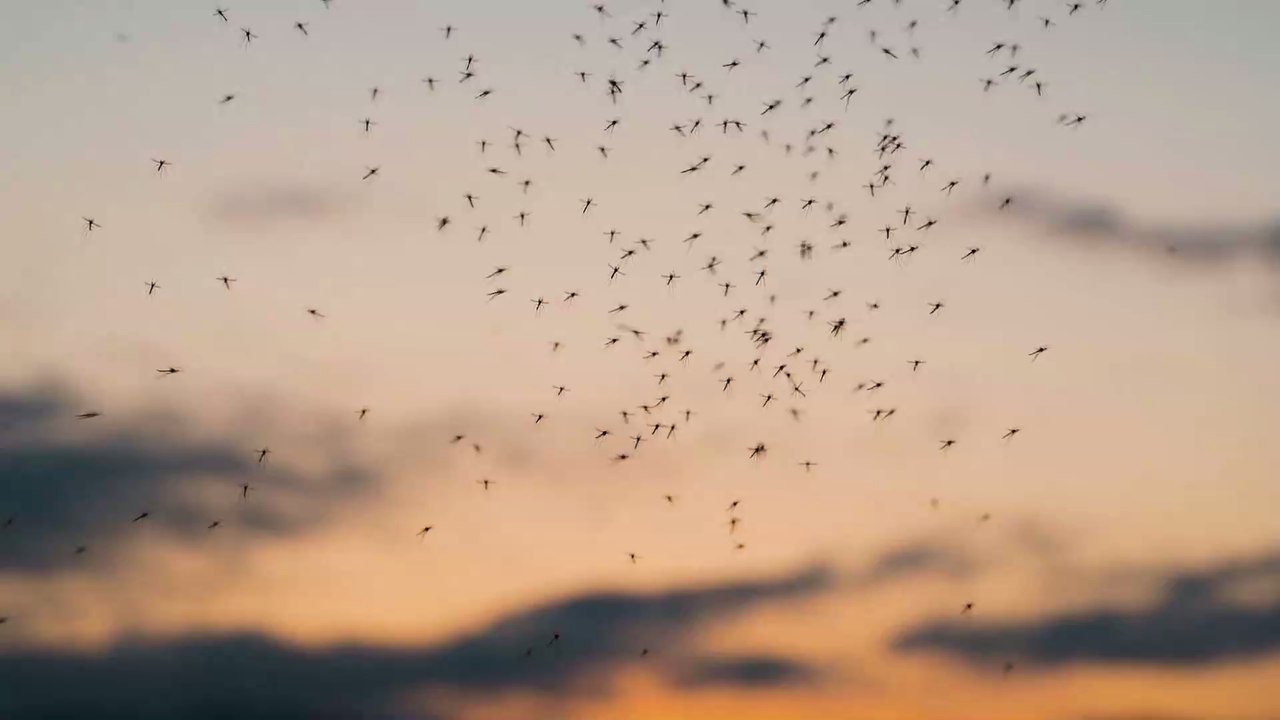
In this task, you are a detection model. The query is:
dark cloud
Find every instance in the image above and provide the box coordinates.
[0,383,66,432]
[894,550,1280,667]
[673,654,820,688]
[996,190,1280,267]
[206,180,352,227]
[0,385,372,572]
[0,566,831,719]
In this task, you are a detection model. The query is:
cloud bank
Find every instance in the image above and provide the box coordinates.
[0,566,831,719]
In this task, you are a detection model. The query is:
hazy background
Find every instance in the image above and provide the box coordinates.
[1,1,1279,718]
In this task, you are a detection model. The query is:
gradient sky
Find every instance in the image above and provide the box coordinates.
[2,1,1279,718]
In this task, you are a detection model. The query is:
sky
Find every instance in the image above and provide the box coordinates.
[1,0,1279,718]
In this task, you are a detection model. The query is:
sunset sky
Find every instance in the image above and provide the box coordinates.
[2,1,1279,718]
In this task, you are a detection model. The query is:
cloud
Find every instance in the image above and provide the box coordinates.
[854,541,976,585]
[0,566,831,719]
[995,190,1280,267]
[0,383,66,432]
[893,550,1280,667]
[673,654,821,688]
[205,180,353,227]
[0,384,373,572]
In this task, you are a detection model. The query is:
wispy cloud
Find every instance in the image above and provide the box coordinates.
[893,550,1280,667]
[0,384,374,572]
[205,180,354,227]
[995,189,1280,267]
[852,540,977,586]
[0,383,66,431]
[672,654,822,689]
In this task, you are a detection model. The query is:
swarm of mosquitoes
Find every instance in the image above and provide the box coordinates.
[21,0,1111,677]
